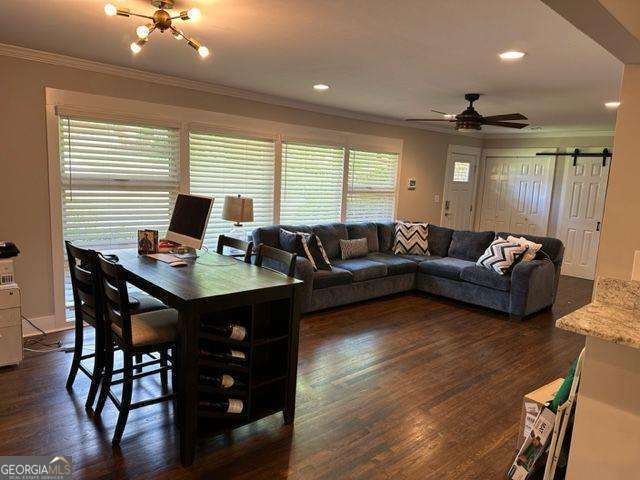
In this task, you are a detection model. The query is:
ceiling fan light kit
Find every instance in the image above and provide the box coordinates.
[406,93,529,131]
[104,0,209,58]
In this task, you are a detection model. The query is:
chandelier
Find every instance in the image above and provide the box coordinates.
[104,1,210,58]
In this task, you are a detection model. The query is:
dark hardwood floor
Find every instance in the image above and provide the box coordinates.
[0,276,591,479]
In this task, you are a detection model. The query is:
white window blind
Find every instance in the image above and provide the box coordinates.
[59,116,180,312]
[189,132,275,245]
[280,142,345,224]
[346,149,398,221]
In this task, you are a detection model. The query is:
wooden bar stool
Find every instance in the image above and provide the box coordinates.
[255,244,297,277]
[216,235,253,263]
[65,242,167,410]
[94,254,179,446]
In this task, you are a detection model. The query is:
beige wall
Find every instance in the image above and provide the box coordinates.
[0,55,481,320]
[596,64,640,279]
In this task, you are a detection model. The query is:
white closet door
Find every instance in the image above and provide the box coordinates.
[508,156,555,235]
[557,149,610,279]
[478,156,511,232]
[478,149,555,235]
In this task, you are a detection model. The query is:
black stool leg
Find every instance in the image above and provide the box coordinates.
[112,353,133,446]
[66,316,84,390]
[95,338,114,416]
[135,353,143,373]
[85,324,105,410]
[160,347,169,393]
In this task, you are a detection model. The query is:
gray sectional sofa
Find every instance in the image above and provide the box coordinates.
[251,222,564,319]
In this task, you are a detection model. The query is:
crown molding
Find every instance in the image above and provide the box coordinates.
[0,42,483,138]
[483,129,614,140]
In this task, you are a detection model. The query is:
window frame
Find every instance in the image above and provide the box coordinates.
[46,88,403,329]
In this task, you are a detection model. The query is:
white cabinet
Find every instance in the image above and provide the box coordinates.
[0,286,22,367]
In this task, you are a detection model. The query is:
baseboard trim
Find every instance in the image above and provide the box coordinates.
[22,315,73,337]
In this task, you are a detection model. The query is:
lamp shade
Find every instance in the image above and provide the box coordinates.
[222,195,254,223]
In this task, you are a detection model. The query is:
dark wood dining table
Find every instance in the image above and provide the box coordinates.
[108,249,303,466]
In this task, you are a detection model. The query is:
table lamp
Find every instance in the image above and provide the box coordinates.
[222,195,254,241]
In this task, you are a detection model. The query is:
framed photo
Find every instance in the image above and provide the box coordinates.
[138,229,158,255]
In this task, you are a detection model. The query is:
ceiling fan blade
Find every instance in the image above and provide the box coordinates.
[405,118,455,122]
[431,109,450,115]
[481,113,527,122]
[481,121,529,129]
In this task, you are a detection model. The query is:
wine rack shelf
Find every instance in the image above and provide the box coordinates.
[196,296,294,431]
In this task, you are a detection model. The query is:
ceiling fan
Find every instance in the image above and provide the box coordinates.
[406,93,528,131]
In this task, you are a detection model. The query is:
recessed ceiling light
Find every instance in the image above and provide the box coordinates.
[313,84,330,91]
[605,101,621,109]
[499,50,526,60]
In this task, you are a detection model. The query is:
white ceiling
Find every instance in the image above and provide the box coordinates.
[0,0,624,134]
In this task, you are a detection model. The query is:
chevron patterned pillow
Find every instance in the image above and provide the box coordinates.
[477,237,528,275]
[393,221,429,255]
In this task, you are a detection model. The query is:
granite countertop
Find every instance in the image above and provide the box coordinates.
[556,278,640,350]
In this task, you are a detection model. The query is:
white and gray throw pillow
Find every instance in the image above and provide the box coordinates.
[340,238,369,260]
[299,232,331,270]
[507,235,542,262]
[393,221,429,255]
[477,237,528,275]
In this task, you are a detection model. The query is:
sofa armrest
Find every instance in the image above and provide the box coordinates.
[292,257,314,313]
[509,259,556,317]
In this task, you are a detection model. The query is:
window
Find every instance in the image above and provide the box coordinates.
[280,142,345,224]
[189,132,276,244]
[346,149,398,221]
[453,161,471,182]
[59,116,179,311]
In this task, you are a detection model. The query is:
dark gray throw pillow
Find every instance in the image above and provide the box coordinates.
[340,238,369,260]
[448,230,495,261]
[279,228,303,254]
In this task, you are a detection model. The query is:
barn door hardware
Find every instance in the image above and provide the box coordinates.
[536,148,612,167]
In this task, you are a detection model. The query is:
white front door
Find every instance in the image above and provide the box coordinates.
[477,149,555,235]
[441,145,481,230]
[557,148,610,279]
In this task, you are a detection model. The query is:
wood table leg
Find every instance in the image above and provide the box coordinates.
[178,306,198,466]
[284,285,301,425]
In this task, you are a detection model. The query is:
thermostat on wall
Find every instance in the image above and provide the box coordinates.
[408,178,416,190]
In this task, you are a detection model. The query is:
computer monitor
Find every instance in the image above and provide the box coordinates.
[165,194,214,250]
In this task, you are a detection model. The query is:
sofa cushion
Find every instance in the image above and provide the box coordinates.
[376,222,396,252]
[366,253,418,275]
[346,222,379,252]
[312,223,348,259]
[418,257,476,280]
[313,266,353,289]
[398,254,442,263]
[448,230,495,261]
[497,231,564,264]
[460,265,511,291]
[427,224,454,257]
[332,258,388,282]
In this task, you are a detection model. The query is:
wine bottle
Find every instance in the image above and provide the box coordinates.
[199,348,247,364]
[199,373,245,389]
[198,398,244,414]
[202,323,247,341]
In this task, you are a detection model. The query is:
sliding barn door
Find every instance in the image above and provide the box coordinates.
[477,149,555,235]
[557,148,610,279]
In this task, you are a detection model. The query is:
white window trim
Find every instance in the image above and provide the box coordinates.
[45,88,403,328]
